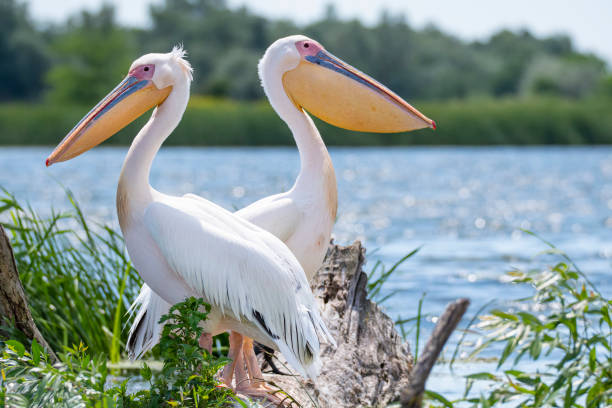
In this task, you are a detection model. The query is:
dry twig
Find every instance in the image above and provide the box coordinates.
[401,298,470,408]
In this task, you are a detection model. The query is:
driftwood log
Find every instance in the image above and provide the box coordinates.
[259,241,414,407]
[253,242,469,408]
[0,224,58,362]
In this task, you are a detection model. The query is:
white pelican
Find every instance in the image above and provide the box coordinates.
[127,35,435,390]
[45,47,336,396]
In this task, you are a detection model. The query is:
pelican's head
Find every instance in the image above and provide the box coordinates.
[260,35,435,133]
[46,46,193,166]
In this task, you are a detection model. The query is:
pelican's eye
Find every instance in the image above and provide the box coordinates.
[296,40,321,57]
[129,64,155,80]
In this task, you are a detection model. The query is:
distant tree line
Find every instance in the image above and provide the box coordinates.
[1,0,610,105]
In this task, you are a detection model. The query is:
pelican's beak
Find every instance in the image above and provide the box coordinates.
[282,47,435,133]
[46,76,172,166]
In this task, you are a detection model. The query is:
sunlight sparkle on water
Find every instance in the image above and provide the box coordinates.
[1,145,611,399]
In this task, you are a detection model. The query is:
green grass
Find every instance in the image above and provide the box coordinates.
[367,246,420,305]
[0,190,141,359]
[0,96,611,146]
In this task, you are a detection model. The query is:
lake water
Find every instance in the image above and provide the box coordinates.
[1,146,611,399]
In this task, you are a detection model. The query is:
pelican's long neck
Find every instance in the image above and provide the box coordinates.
[117,78,190,229]
[260,59,337,208]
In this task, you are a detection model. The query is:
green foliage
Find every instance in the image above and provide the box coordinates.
[456,241,612,407]
[128,297,234,407]
[416,235,612,408]
[519,55,606,99]
[145,0,269,97]
[0,0,50,101]
[1,95,611,146]
[597,75,612,99]
[475,30,576,97]
[45,5,136,105]
[1,298,236,407]
[1,340,112,407]
[1,0,609,103]
[0,190,141,358]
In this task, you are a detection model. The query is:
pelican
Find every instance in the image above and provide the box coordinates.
[127,35,435,390]
[46,47,338,399]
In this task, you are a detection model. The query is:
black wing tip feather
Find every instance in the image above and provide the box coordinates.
[252,309,280,340]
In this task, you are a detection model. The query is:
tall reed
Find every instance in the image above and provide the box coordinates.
[0,190,141,359]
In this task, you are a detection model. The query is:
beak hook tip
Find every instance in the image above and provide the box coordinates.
[45,158,51,167]
[431,120,437,130]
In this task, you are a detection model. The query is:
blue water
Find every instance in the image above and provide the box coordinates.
[1,146,611,399]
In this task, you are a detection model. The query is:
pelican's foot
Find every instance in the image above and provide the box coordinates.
[235,383,290,407]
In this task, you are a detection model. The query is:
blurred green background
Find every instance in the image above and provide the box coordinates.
[1,0,611,145]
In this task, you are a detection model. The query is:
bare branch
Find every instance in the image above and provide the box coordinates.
[401,298,470,408]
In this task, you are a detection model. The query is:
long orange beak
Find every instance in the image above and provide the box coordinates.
[46,76,171,166]
[282,45,435,133]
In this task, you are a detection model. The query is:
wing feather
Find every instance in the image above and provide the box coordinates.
[142,197,333,378]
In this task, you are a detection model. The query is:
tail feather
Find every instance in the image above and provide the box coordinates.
[126,284,170,359]
[276,340,321,379]
[309,310,336,348]
[274,316,322,380]
[255,305,333,380]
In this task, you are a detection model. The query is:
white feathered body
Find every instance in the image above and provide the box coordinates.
[114,48,335,379]
[123,185,334,378]
[127,37,338,364]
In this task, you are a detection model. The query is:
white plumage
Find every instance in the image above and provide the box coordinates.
[142,195,333,378]
[128,36,339,361]
[48,35,433,397]
[46,46,334,380]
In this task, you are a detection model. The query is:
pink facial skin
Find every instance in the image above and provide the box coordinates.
[129,64,155,80]
[295,40,324,57]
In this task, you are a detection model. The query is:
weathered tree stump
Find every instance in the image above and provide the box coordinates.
[261,241,414,407]
[0,224,57,362]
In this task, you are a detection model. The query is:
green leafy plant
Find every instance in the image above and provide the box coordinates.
[417,235,611,408]
[1,297,237,407]
[456,238,611,407]
[125,297,235,407]
[1,340,111,407]
[384,235,611,408]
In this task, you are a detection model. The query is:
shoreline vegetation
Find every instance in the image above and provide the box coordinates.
[0,96,611,147]
[3,0,612,148]
[1,191,610,406]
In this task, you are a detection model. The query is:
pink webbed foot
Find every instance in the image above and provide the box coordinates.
[236,336,291,406]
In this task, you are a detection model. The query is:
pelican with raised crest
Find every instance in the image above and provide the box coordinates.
[124,35,435,393]
[46,47,338,401]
